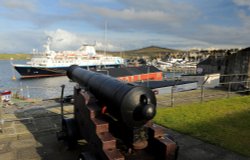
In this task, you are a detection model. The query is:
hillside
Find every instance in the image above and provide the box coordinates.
[104,46,183,58]
[0,46,182,60]
[0,53,31,60]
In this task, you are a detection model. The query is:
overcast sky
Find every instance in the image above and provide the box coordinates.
[0,0,250,53]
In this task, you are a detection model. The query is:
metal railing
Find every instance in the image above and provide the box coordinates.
[0,86,74,100]
[158,73,250,107]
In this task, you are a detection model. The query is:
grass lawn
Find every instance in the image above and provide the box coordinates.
[154,95,250,157]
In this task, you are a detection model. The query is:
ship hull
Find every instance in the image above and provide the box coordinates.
[14,65,121,78]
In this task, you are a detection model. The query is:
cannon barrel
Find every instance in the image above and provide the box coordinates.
[67,65,156,127]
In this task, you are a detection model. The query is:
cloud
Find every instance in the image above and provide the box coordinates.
[44,29,87,51]
[233,0,250,9]
[0,0,80,28]
[45,29,120,51]
[238,10,250,28]
[0,30,45,53]
[0,28,119,53]
[62,1,246,49]
[0,10,75,29]
[0,0,250,52]
[0,0,37,12]
[0,26,247,54]
[62,0,200,32]
[174,21,250,50]
[121,0,196,12]
[95,42,118,51]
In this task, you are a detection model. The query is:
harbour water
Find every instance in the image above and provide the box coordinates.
[0,60,74,99]
[0,60,183,99]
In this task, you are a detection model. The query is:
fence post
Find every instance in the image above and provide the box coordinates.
[171,86,174,107]
[0,100,3,133]
[20,82,24,99]
[247,80,250,91]
[227,82,231,98]
[26,86,30,98]
[200,85,204,103]
[200,76,209,103]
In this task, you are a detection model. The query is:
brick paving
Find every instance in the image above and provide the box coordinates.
[0,103,84,160]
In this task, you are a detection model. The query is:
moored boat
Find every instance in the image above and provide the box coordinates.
[13,39,124,78]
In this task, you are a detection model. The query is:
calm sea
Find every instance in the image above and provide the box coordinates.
[0,60,182,99]
[0,60,74,99]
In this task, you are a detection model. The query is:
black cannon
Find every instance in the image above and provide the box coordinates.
[67,65,157,128]
[57,65,177,160]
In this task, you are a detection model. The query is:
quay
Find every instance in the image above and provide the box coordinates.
[0,94,248,160]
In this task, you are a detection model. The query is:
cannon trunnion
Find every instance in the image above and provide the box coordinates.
[58,65,178,160]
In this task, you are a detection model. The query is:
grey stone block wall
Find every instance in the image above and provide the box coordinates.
[197,48,250,90]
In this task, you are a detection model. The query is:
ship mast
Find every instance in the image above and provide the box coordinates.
[44,37,51,53]
[104,21,107,57]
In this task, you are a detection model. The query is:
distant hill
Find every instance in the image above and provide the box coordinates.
[0,53,31,60]
[0,46,182,60]
[102,46,183,58]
